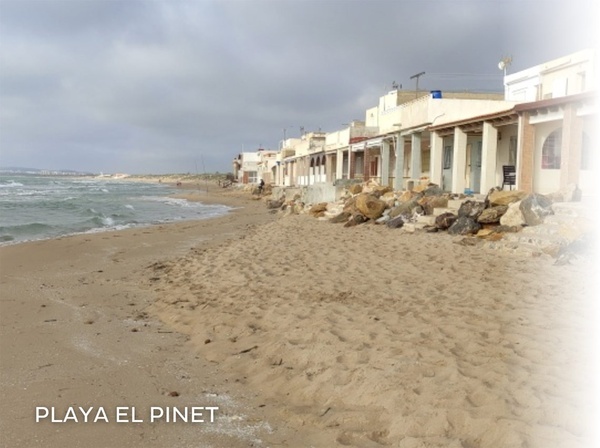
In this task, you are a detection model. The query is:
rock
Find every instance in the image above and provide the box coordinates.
[488,190,527,206]
[386,215,405,229]
[266,199,284,209]
[376,214,391,224]
[417,196,448,215]
[292,202,305,214]
[457,200,486,219]
[329,211,351,224]
[355,193,387,220]
[477,205,508,224]
[435,212,457,230]
[476,228,495,238]
[422,184,444,197]
[499,201,525,227]
[402,223,417,233]
[370,185,393,198]
[397,190,419,203]
[309,202,328,217]
[347,184,363,195]
[494,224,520,233]
[448,216,482,235]
[343,214,368,227]
[519,194,553,226]
[389,198,421,218]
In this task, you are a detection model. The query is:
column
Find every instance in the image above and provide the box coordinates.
[560,103,582,189]
[518,112,535,193]
[480,121,498,192]
[336,149,344,181]
[451,127,468,194]
[381,140,390,187]
[410,133,422,180]
[349,148,356,180]
[429,131,443,187]
[393,133,404,190]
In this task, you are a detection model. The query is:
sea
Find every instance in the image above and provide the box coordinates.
[0,175,232,246]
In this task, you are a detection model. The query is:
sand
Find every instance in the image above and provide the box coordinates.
[1,183,598,447]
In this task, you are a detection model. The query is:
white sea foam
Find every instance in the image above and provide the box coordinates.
[0,175,232,245]
[0,180,24,188]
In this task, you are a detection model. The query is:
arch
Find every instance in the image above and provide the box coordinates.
[541,128,562,169]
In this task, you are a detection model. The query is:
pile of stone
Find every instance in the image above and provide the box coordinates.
[262,181,591,259]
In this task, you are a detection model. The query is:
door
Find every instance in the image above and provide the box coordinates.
[470,141,482,193]
[442,145,453,191]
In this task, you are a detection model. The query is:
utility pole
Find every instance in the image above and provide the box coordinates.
[410,71,426,98]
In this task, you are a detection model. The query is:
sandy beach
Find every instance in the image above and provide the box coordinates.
[1,183,598,447]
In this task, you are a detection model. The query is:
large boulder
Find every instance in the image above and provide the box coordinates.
[266,198,284,209]
[370,185,393,198]
[421,184,445,197]
[448,216,482,235]
[329,211,351,224]
[389,198,422,218]
[397,190,419,203]
[457,200,486,219]
[309,202,328,217]
[499,201,525,227]
[347,184,363,195]
[417,196,448,215]
[435,212,457,230]
[488,190,527,206]
[355,193,387,220]
[477,205,508,224]
[519,194,553,226]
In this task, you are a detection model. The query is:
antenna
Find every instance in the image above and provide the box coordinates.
[498,56,512,76]
[410,71,426,97]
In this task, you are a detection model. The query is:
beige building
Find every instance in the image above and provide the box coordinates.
[232,149,279,185]
[261,49,596,198]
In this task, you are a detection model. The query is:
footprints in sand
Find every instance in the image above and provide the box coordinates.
[143,214,596,447]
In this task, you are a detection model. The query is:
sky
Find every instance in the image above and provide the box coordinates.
[0,0,597,174]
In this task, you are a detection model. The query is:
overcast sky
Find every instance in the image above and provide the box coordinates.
[0,0,596,174]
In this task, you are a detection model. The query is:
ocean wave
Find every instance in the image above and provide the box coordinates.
[0,180,24,188]
[0,222,56,243]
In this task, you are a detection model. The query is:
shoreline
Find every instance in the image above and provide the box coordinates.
[1,183,598,447]
[0,185,303,447]
[0,176,241,248]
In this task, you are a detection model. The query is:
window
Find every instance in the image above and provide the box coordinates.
[541,129,562,169]
[443,146,453,169]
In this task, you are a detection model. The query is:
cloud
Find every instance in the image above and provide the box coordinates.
[0,0,595,173]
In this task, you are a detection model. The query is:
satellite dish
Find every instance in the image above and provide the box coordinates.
[498,61,505,70]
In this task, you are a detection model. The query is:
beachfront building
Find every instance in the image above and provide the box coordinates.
[232,149,278,184]
[324,120,379,183]
[343,89,512,192]
[253,49,596,198]
[507,49,597,197]
[425,49,597,196]
[274,132,327,187]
